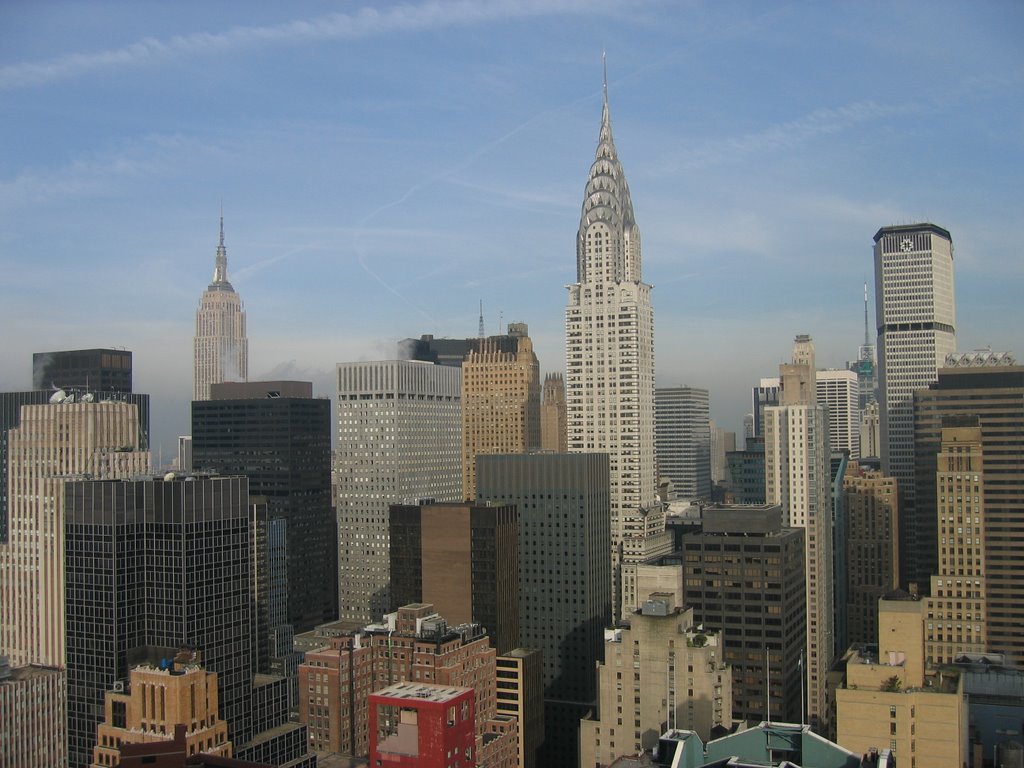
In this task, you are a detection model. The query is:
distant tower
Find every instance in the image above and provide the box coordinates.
[764,334,834,731]
[817,369,860,458]
[566,62,658,616]
[655,386,711,499]
[540,373,568,453]
[335,360,462,623]
[848,282,878,410]
[874,223,955,585]
[461,323,541,499]
[193,214,248,401]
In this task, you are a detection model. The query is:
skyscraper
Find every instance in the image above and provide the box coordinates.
[912,351,1024,662]
[566,71,658,613]
[335,360,462,623]
[191,380,335,634]
[64,475,313,768]
[816,369,860,459]
[461,323,541,499]
[389,501,519,654]
[476,453,611,768]
[193,215,248,401]
[540,373,567,453]
[764,334,834,730]
[874,223,956,579]
[0,400,149,669]
[655,386,711,499]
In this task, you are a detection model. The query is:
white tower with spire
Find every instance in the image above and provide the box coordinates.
[193,214,248,401]
[566,62,663,618]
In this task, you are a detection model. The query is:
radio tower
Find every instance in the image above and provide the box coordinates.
[478,300,485,338]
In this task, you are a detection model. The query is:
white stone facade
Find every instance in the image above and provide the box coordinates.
[817,368,860,459]
[566,89,658,617]
[335,360,461,623]
[874,224,956,503]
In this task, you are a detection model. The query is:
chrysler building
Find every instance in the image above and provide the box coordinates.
[193,215,248,401]
[566,70,662,617]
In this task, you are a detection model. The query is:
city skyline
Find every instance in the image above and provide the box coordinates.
[2,1,1022,461]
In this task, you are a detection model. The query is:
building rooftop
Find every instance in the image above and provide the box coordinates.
[371,681,472,703]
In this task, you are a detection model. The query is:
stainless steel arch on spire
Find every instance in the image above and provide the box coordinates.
[576,56,638,284]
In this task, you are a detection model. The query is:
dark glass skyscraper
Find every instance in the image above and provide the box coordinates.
[476,452,610,768]
[64,475,313,768]
[191,380,335,634]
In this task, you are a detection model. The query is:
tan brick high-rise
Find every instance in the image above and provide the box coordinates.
[540,373,567,453]
[461,323,540,499]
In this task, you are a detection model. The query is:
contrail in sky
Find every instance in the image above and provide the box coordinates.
[0,0,633,90]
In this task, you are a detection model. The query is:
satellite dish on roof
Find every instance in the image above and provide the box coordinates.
[49,390,67,404]
[81,393,95,403]
[62,393,75,404]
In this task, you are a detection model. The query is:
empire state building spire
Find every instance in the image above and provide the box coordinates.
[566,61,664,620]
[210,211,234,291]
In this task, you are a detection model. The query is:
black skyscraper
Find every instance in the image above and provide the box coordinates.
[64,475,313,768]
[191,380,335,634]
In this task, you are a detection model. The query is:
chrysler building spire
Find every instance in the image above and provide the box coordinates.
[566,60,665,620]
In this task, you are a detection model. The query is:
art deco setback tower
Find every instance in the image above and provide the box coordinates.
[461,323,541,499]
[566,75,657,612]
[874,223,955,584]
[193,216,248,401]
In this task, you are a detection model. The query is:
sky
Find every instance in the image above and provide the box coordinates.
[1,0,1022,464]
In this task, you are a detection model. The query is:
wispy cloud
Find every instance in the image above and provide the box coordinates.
[661,100,919,173]
[0,134,225,208]
[0,0,618,90]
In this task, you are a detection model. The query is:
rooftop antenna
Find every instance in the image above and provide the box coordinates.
[478,300,485,339]
[863,282,870,347]
[603,49,608,106]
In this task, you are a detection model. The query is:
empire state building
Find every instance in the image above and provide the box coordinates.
[566,74,662,616]
[193,216,248,400]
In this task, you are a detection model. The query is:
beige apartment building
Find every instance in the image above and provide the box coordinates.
[925,419,987,664]
[579,596,732,767]
[836,592,967,768]
[461,323,540,499]
[91,655,231,767]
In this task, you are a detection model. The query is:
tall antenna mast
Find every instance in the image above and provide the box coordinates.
[478,300,485,338]
[863,282,870,347]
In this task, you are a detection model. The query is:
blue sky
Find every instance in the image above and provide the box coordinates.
[1,1,1022,463]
